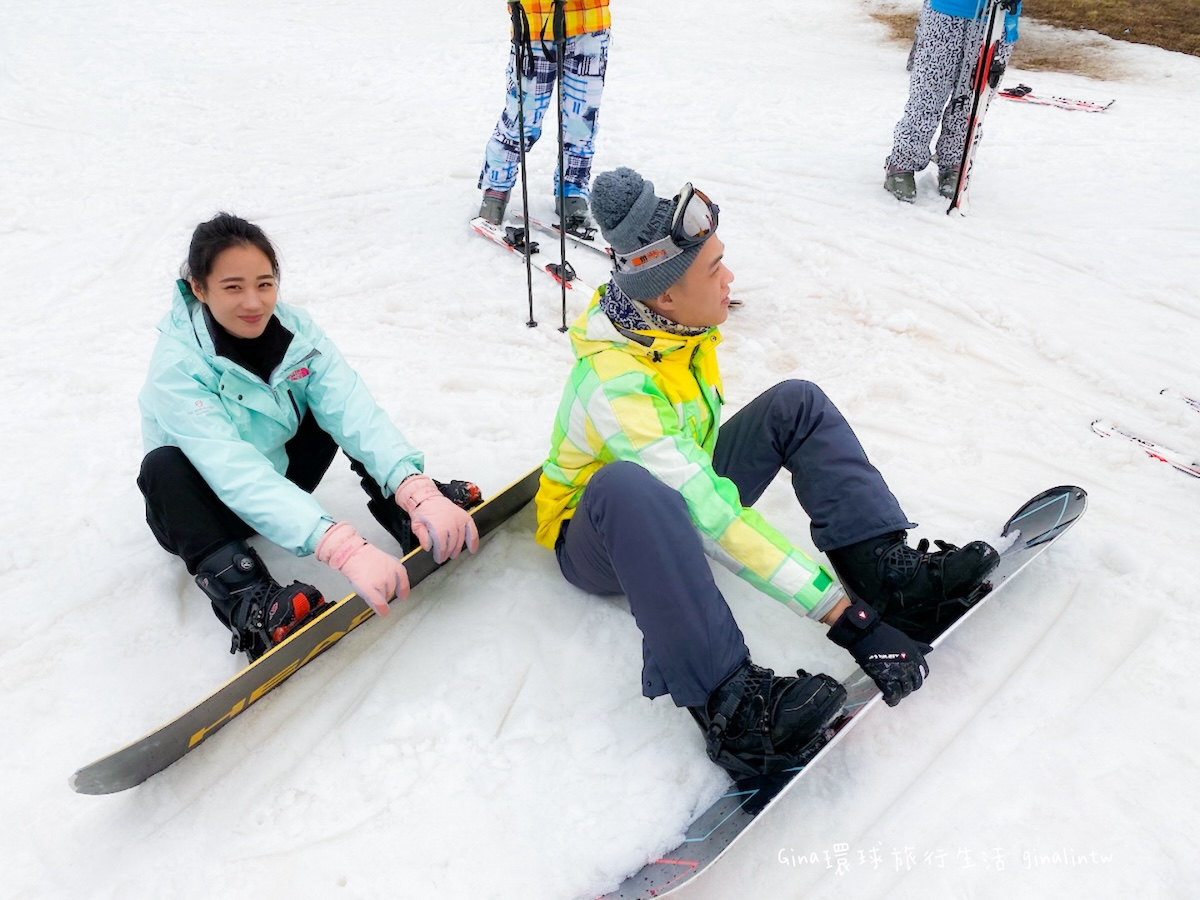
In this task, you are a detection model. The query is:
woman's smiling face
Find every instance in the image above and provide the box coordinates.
[191,243,278,339]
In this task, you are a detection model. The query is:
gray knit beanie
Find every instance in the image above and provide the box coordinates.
[590,167,708,301]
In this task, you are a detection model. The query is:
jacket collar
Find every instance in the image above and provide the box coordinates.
[571,284,722,363]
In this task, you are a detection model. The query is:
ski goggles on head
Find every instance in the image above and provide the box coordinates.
[612,184,719,275]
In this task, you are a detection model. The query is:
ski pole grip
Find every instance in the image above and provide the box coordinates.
[508,0,522,42]
[552,0,567,46]
[508,1,534,76]
[508,1,529,46]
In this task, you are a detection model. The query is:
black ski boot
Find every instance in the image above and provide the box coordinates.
[351,459,483,555]
[434,478,484,510]
[689,660,847,779]
[195,542,326,661]
[826,531,1000,644]
[559,196,592,234]
[479,189,510,226]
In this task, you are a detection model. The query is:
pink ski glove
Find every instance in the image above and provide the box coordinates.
[394,474,480,564]
[315,522,409,616]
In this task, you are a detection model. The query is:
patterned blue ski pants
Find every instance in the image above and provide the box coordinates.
[478,29,609,199]
[886,3,1011,174]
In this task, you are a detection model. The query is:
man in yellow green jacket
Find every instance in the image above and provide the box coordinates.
[535,167,1000,778]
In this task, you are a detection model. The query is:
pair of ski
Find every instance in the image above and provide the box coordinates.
[469,212,611,297]
[470,216,592,295]
[1091,388,1200,479]
[73,480,1087,900]
[516,212,612,260]
[946,0,1016,214]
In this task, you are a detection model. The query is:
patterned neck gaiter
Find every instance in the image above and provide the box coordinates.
[599,279,709,338]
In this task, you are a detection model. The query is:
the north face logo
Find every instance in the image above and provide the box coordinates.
[286,367,311,381]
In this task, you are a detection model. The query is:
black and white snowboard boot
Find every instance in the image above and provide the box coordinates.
[195,542,326,661]
[690,660,847,779]
[826,531,1000,644]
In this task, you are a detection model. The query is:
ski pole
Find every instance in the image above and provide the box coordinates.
[508,1,537,327]
[549,0,570,331]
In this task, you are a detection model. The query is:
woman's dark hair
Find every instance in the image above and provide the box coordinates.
[182,212,280,290]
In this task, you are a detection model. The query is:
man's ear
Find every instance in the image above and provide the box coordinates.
[646,291,673,315]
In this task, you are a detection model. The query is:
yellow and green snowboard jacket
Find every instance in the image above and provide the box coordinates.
[535,289,842,620]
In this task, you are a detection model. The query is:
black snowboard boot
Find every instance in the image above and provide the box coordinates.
[689,660,847,779]
[195,542,326,661]
[826,531,1000,644]
[351,458,483,555]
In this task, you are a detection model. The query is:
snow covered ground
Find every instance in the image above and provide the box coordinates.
[3,1,1199,897]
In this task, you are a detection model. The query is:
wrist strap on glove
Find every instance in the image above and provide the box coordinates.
[826,599,881,649]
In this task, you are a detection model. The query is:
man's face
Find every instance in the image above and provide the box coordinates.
[648,235,734,329]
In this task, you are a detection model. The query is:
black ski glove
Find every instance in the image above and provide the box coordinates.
[827,599,932,707]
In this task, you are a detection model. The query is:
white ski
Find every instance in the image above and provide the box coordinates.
[1091,419,1200,478]
[513,212,612,259]
[999,84,1114,113]
[1161,387,1200,415]
[469,217,593,294]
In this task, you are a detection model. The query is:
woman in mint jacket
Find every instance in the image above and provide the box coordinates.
[139,213,478,660]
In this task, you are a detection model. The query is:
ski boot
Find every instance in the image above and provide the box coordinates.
[826,531,1000,644]
[350,458,482,555]
[478,189,510,226]
[434,478,484,510]
[938,167,960,199]
[557,195,593,234]
[883,170,917,202]
[363,484,483,556]
[689,660,847,779]
[195,542,326,661]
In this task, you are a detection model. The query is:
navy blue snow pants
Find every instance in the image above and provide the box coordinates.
[554,380,913,708]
